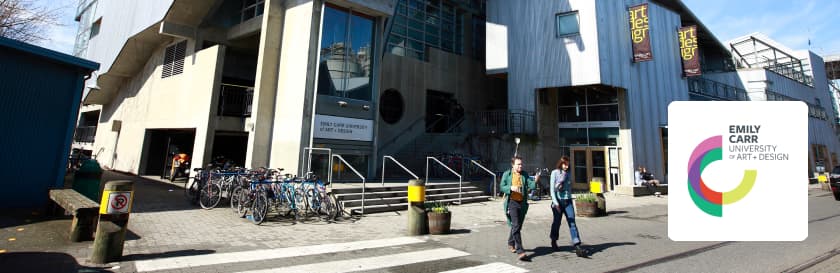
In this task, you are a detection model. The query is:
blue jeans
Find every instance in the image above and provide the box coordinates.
[550,199,581,246]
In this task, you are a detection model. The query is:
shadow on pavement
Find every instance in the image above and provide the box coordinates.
[121,249,216,262]
[0,252,114,273]
[100,171,202,213]
[528,242,636,260]
[448,228,472,234]
[607,210,629,215]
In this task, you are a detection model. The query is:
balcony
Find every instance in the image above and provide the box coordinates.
[468,110,537,135]
[218,84,254,117]
[73,126,97,143]
[687,77,749,101]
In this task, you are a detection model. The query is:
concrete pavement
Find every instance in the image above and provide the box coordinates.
[1,172,836,272]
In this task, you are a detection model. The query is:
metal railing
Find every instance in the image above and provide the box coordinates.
[470,159,497,198]
[302,147,332,184]
[73,126,97,143]
[469,110,536,135]
[218,83,254,117]
[332,154,366,214]
[426,156,463,204]
[381,156,418,186]
[687,77,749,101]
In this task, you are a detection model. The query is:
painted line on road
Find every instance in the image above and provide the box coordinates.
[233,247,470,273]
[439,262,529,273]
[134,236,425,272]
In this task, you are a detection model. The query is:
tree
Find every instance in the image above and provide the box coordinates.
[0,0,62,43]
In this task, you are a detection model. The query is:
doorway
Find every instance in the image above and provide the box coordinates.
[570,147,609,191]
[141,129,195,178]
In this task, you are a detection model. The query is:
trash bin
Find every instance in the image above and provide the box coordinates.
[74,159,103,201]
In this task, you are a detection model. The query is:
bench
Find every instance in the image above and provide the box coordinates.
[48,189,100,242]
[614,184,669,197]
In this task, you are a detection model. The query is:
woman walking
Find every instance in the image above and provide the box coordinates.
[500,156,540,261]
[550,156,587,257]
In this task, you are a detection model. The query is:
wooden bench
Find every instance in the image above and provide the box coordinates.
[48,189,100,242]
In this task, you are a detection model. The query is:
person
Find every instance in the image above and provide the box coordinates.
[550,156,587,257]
[500,156,540,261]
[636,166,661,196]
[170,153,190,181]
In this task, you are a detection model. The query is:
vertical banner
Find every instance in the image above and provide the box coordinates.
[678,25,701,76]
[629,4,652,62]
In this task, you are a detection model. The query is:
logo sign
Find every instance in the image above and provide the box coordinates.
[100,191,132,214]
[629,4,652,62]
[668,101,807,241]
[678,25,701,76]
[314,115,373,142]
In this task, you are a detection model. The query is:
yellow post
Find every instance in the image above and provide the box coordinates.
[407,179,428,235]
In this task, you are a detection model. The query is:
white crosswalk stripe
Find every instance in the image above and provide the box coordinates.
[233,248,470,273]
[134,236,424,272]
[133,236,528,273]
[439,262,530,273]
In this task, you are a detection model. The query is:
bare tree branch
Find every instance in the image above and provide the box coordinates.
[0,0,63,43]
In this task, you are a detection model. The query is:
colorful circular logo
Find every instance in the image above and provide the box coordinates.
[687,136,757,217]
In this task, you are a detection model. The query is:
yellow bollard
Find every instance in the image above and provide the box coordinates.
[407,179,428,236]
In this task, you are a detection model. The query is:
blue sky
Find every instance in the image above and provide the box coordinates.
[37,0,840,57]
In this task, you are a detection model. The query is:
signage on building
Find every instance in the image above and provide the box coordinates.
[629,4,652,62]
[678,25,701,76]
[314,115,373,142]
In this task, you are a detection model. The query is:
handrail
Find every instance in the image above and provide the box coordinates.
[381,156,419,186]
[426,156,463,204]
[332,154,366,214]
[470,160,497,198]
[378,116,426,152]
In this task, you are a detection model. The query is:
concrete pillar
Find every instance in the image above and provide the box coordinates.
[269,0,322,173]
[246,0,285,169]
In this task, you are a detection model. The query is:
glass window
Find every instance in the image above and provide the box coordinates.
[558,106,586,122]
[587,104,618,121]
[317,5,375,101]
[557,89,586,107]
[555,11,579,37]
[589,128,618,146]
[559,128,588,146]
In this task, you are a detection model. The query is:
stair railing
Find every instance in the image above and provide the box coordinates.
[332,154,366,214]
[381,155,419,186]
[426,157,463,204]
[470,159,497,199]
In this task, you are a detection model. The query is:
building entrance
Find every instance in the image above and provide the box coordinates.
[570,147,610,191]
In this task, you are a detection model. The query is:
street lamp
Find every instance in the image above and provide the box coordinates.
[514,137,521,157]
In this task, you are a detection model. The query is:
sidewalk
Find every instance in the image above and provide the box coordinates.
[0,170,667,272]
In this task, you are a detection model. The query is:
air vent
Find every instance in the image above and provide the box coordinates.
[162,40,186,78]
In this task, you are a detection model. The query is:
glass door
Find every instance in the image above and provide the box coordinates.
[570,147,610,191]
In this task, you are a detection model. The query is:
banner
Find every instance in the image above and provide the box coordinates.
[629,4,652,62]
[678,25,701,76]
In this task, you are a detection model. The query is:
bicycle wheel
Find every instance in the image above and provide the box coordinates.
[230,186,246,217]
[327,192,341,220]
[199,183,222,209]
[317,191,337,221]
[251,191,269,225]
[184,177,200,204]
[294,188,308,222]
[303,189,321,221]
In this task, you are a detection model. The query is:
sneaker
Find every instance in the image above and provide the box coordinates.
[575,245,588,257]
[550,240,560,251]
[518,253,531,262]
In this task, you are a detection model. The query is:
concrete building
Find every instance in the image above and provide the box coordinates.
[70,0,840,194]
[485,0,840,192]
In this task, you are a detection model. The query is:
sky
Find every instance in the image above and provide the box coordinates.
[35,0,840,58]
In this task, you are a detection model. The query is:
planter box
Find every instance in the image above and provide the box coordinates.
[428,211,451,234]
[575,200,606,217]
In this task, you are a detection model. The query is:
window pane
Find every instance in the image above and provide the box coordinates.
[558,106,586,122]
[589,128,619,146]
[560,128,588,146]
[346,12,374,101]
[557,89,585,107]
[556,12,579,37]
[587,104,618,121]
[317,6,349,97]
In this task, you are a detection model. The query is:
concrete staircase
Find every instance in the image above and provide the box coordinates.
[332,181,493,215]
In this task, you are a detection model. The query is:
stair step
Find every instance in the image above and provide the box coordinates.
[345,195,494,215]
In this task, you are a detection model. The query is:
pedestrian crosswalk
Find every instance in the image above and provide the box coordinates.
[132,236,527,273]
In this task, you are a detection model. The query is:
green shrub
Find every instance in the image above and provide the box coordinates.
[574,193,597,203]
[426,201,449,213]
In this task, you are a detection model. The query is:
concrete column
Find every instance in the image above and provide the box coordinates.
[269,0,322,172]
[246,0,285,168]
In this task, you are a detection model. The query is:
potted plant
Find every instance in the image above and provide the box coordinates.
[426,201,451,234]
[574,193,606,217]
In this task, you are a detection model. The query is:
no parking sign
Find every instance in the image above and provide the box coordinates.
[99,190,133,214]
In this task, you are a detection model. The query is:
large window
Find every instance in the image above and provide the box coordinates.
[555,11,579,37]
[317,5,375,101]
[557,88,619,147]
[241,0,265,22]
[387,0,470,60]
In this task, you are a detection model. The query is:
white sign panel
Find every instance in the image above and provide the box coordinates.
[668,101,807,241]
[314,115,373,142]
[106,191,132,214]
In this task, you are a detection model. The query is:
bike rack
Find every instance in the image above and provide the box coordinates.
[470,160,497,199]
[332,154,366,214]
[426,157,463,204]
[302,147,332,184]
[381,156,419,186]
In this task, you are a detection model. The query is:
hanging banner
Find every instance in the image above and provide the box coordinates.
[629,4,652,62]
[678,25,701,76]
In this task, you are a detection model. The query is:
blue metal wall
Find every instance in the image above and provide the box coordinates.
[0,37,98,208]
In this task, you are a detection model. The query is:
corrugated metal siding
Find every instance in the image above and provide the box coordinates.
[487,0,601,113]
[596,0,687,177]
[84,1,172,74]
[0,41,94,208]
